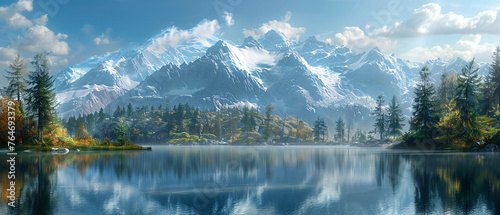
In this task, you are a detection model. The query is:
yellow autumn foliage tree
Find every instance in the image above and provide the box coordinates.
[0,97,24,148]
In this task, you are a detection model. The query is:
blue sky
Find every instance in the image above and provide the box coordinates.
[1,0,500,83]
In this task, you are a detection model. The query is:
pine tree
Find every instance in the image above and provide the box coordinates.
[335,116,345,142]
[480,75,494,117]
[454,59,481,143]
[66,116,77,137]
[241,107,256,133]
[115,120,128,146]
[86,113,95,132]
[411,67,439,135]
[214,113,222,139]
[387,95,405,138]
[98,108,106,123]
[313,118,327,141]
[488,46,500,113]
[113,105,122,118]
[265,105,274,139]
[2,54,28,113]
[372,95,386,140]
[26,53,57,142]
[127,103,133,118]
[228,108,240,139]
[165,112,176,136]
[189,110,200,136]
[120,106,126,117]
[174,104,185,132]
[437,71,458,117]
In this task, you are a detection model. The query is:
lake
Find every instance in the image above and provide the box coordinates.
[1,146,499,215]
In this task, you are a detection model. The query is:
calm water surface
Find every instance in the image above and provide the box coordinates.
[1,146,499,215]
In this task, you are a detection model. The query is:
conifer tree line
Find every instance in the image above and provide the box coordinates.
[3,47,500,146]
[65,102,316,144]
[1,53,59,145]
[400,47,500,146]
[371,95,405,141]
[1,53,133,147]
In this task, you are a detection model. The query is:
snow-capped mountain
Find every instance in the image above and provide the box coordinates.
[55,27,490,129]
[106,30,375,126]
[55,28,219,118]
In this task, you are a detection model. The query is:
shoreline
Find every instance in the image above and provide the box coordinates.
[3,144,147,152]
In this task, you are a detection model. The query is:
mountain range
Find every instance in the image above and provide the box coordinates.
[54,28,490,129]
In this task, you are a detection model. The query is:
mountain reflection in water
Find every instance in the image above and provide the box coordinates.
[1,146,499,215]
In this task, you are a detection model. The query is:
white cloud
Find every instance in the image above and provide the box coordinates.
[326,26,396,53]
[90,28,112,45]
[46,55,69,67]
[0,47,17,67]
[14,25,70,55]
[223,11,234,26]
[7,13,32,29]
[372,3,500,37]
[192,19,220,38]
[398,35,497,62]
[35,14,48,26]
[0,0,33,29]
[243,11,306,41]
[152,19,220,50]
[94,34,110,45]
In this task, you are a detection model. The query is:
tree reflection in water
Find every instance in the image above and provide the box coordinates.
[0,147,499,214]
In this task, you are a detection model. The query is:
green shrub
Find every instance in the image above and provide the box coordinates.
[202,134,217,140]
[168,132,199,143]
[58,137,75,146]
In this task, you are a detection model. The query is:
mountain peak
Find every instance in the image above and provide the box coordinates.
[299,36,330,52]
[305,36,320,43]
[370,47,381,53]
[258,30,291,52]
[262,29,287,40]
[206,40,231,56]
[241,36,263,49]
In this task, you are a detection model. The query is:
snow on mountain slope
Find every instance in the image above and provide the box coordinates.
[423,57,490,82]
[108,31,375,127]
[257,30,294,53]
[106,40,272,113]
[56,25,491,130]
[55,26,219,118]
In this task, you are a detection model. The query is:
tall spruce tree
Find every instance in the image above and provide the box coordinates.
[313,118,327,141]
[335,116,345,142]
[454,59,481,143]
[437,71,458,117]
[2,54,28,112]
[214,113,222,139]
[174,104,185,132]
[387,95,405,138]
[411,67,439,135]
[98,107,106,123]
[265,105,274,140]
[489,46,500,111]
[189,109,200,136]
[127,103,133,118]
[241,107,257,133]
[372,95,386,140]
[480,75,494,117]
[26,53,56,142]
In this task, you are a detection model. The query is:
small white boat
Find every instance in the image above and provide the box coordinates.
[51,148,69,153]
